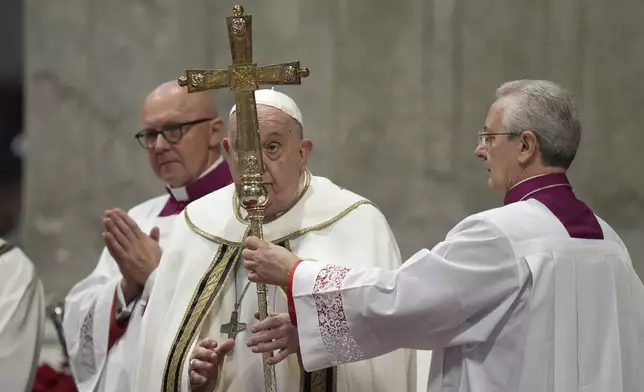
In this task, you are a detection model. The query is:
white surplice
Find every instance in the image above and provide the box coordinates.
[63,194,175,392]
[63,157,231,392]
[132,171,417,392]
[0,238,45,392]
[292,199,644,392]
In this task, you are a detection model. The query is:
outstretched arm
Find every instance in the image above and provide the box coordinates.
[245,216,528,372]
[245,203,418,391]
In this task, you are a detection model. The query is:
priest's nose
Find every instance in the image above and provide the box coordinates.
[474,144,486,159]
[153,133,171,152]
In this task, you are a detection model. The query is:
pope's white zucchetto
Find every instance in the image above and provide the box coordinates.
[229,88,303,127]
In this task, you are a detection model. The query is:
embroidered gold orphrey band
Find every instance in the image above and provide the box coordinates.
[162,243,241,392]
[161,234,291,392]
[300,364,337,392]
[160,238,340,391]
[166,195,375,391]
[185,199,376,248]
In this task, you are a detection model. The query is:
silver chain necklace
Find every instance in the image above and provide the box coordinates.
[220,259,252,339]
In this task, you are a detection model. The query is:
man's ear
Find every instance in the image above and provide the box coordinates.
[208,118,225,148]
[518,130,539,165]
[300,139,313,164]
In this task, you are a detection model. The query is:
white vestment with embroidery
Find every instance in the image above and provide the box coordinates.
[291,200,644,392]
[63,195,175,392]
[132,173,417,392]
[63,158,231,392]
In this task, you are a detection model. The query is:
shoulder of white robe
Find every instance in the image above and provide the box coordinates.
[0,242,38,288]
[127,194,170,217]
[0,240,15,257]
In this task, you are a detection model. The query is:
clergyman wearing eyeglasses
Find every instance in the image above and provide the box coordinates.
[62,80,233,392]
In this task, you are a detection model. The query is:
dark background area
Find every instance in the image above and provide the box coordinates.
[0,0,24,242]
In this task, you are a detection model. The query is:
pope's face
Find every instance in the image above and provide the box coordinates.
[225,105,312,217]
[474,98,523,192]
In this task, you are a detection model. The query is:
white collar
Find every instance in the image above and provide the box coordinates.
[167,156,224,202]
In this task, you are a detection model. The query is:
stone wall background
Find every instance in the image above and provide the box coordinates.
[24,0,644,299]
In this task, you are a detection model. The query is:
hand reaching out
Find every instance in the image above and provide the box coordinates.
[189,338,235,392]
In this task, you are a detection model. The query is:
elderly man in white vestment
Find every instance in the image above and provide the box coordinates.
[131,89,417,392]
[0,238,45,391]
[62,81,233,392]
[242,80,644,392]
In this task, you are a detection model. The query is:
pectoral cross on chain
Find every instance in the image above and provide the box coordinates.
[220,310,247,339]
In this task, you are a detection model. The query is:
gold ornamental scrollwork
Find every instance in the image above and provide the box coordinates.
[281,65,296,82]
[231,18,247,35]
[190,73,204,88]
[243,155,259,173]
[230,65,258,91]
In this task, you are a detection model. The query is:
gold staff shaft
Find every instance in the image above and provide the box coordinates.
[177,6,309,391]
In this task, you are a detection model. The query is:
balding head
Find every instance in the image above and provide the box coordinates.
[139,80,225,188]
[143,81,219,122]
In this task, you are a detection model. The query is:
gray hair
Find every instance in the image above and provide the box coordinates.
[496,80,581,169]
[291,118,304,138]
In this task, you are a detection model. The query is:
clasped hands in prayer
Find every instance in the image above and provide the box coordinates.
[188,237,302,390]
[103,209,162,302]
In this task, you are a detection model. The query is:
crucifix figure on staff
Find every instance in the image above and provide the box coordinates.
[129,5,417,392]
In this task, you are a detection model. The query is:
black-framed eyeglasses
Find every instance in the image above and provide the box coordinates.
[477,131,519,146]
[134,118,213,149]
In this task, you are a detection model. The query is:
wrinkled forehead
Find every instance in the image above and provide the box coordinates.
[143,106,183,127]
[143,92,209,127]
[228,105,294,137]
